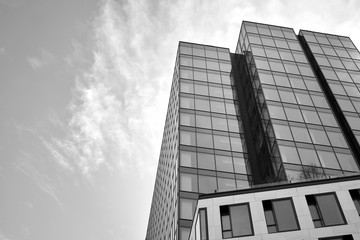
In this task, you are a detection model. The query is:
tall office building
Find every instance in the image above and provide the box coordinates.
[146,21,360,240]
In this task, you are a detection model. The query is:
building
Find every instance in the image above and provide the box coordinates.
[146,21,360,240]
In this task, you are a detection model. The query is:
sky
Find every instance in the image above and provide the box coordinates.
[0,0,360,239]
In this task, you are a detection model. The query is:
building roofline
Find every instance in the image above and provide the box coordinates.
[178,41,230,51]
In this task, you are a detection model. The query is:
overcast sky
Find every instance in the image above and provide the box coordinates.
[0,0,360,239]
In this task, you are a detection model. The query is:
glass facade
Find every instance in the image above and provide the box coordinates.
[146,21,360,240]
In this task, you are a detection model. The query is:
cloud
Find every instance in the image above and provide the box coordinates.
[27,48,56,70]
[0,231,11,240]
[0,47,5,55]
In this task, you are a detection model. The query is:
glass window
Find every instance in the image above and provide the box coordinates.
[329,82,346,95]
[284,107,303,122]
[263,87,280,101]
[216,155,234,172]
[247,34,262,44]
[291,126,312,143]
[317,150,340,169]
[197,208,208,240]
[344,85,360,98]
[214,135,231,150]
[273,72,290,87]
[199,175,217,193]
[287,40,302,50]
[275,38,289,49]
[268,104,286,119]
[219,61,232,72]
[195,98,210,111]
[198,152,215,170]
[336,70,352,83]
[278,49,294,61]
[212,116,228,131]
[195,83,209,96]
[265,47,280,59]
[180,81,194,93]
[193,57,206,69]
[322,46,337,56]
[322,68,338,80]
[309,129,330,146]
[283,62,300,75]
[225,102,237,115]
[251,45,266,57]
[223,87,233,99]
[261,36,276,47]
[302,109,321,124]
[205,49,218,58]
[346,115,360,130]
[196,114,212,129]
[335,48,351,58]
[336,153,359,171]
[278,145,301,164]
[306,193,346,227]
[327,131,348,148]
[319,112,338,127]
[328,57,344,68]
[311,94,329,108]
[263,198,299,233]
[255,57,270,70]
[258,70,275,85]
[180,56,192,67]
[309,43,324,54]
[194,69,207,81]
[315,54,331,66]
[298,148,321,166]
[273,123,293,140]
[293,51,307,63]
[349,189,360,215]
[289,75,306,89]
[180,45,192,54]
[197,132,214,149]
[220,204,253,238]
[230,136,243,152]
[207,72,221,83]
[180,131,196,145]
[206,59,219,70]
[209,85,223,98]
[193,45,205,57]
[180,198,196,220]
[279,90,297,103]
[338,98,356,112]
[228,119,240,132]
[180,173,198,192]
[295,92,313,106]
[180,112,195,126]
[180,150,197,168]
[298,64,314,77]
[304,78,321,91]
[210,100,226,113]
[180,68,194,79]
[179,228,190,240]
[269,59,285,72]
[234,157,247,174]
[218,177,236,191]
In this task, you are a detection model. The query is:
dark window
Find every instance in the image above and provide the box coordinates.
[349,189,360,215]
[220,204,253,238]
[195,208,208,240]
[306,193,346,228]
[319,235,354,240]
[263,198,300,233]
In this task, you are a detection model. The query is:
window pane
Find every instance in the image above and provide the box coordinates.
[316,194,345,226]
[180,198,196,219]
[195,98,210,111]
[336,153,359,171]
[218,177,236,191]
[291,126,311,143]
[309,129,330,145]
[198,152,215,170]
[210,100,226,113]
[216,155,234,172]
[230,205,253,236]
[197,114,212,129]
[302,110,321,124]
[212,116,228,131]
[279,90,297,103]
[327,131,348,148]
[263,87,280,101]
[199,175,217,193]
[180,151,197,168]
[298,148,321,166]
[197,132,214,148]
[180,112,195,126]
[214,135,231,150]
[278,145,301,164]
[268,105,286,119]
[317,150,340,169]
[231,136,243,152]
[273,124,293,140]
[180,173,198,192]
[180,131,196,145]
[273,199,299,231]
[284,107,303,122]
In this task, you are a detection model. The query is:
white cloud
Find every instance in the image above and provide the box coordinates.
[27,48,56,70]
[0,47,5,55]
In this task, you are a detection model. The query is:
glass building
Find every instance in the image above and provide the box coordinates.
[146,21,360,240]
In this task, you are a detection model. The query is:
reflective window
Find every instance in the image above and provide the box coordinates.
[273,123,293,140]
[198,152,215,170]
[180,81,194,93]
[207,72,222,83]
[230,136,243,152]
[289,75,306,89]
[180,150,197,168]
[291,126,311,143]
[180,198,196,220]
[284,106,303,122]
[194,69,207,81]
[309,129,330,146]
[220,204,253,238]
[216,155,234,172]
[195,83,209,96]
[212,116,228,131]
[218,177,236,191]
[180,112,195,126]
[346,115,360,130]
[234,157,247,174]
[269,59,285,72]
[181,97,195,109]
[228,119,240,132]
[336,153,359,171]
[302,109,321,125]
[295,92,313,106]
[349,189,360,216]
[275,38,289,49]
[258,70,275,85]
[206,59,219,70]
[311,94,329,108]
[319,111,338,127]
[265,47,280,59]
[209,85,223,98]
[279,49,294,61]
[210,100,226,113]
[283,62,300,75]
[327,131,348,148]
[278,145,301,164]
[279,90,297,103]
[180,131,196,145]
[193,57,206,69]
[263,87,280,101]
[199,175,217,193]
[180,173,198,192]
[306,193,346,227]
[197,132,214,148]
[317,150,340,169]
[196,114,212,129]
[214,135,231,150]
[263,198,299,233]
[298,148,321,166]
[273,72,290,87]
[268,105,286,119]
[195,98,210,111]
